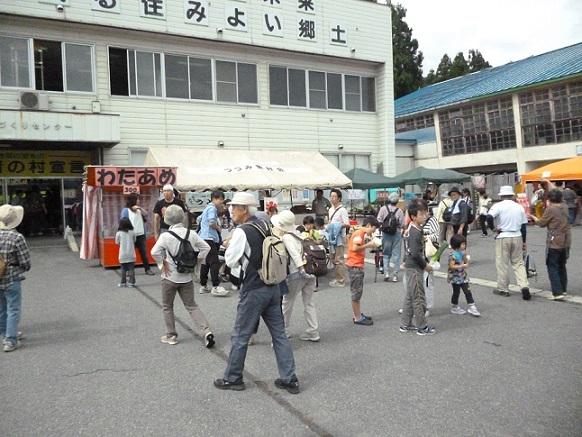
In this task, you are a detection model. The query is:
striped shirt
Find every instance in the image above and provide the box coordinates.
[423,216,440,243]
[0,229,31,289]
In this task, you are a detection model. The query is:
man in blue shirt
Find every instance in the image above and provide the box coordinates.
[199,191,227,296]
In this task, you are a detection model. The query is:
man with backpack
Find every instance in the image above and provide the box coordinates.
[214,192,299,394]
[436,195,453,244]
[376,193,404,282]
[447,187,470,238]
[150,205,215,348]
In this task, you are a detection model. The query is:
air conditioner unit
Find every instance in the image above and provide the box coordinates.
[20,92,49,111]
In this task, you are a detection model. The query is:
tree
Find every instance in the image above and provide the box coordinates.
[391,4,424,98]
[468,49,491,72]
[435,54,452,82]
[450,52,469,78]
[424,68,437,85]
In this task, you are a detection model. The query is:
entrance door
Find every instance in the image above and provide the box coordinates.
[6,178,62,237]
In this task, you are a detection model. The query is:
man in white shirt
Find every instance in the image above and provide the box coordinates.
[150,205,215,347]
[328,189,350,287]
[487,186,531,300]
[214,192,299,394]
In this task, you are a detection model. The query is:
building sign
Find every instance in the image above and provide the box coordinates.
[92,0,120,14]
[0,150,91,177]
[330,21,347,46]
[184,0,208,26]
[88,167,177,188]
[225,2,248,32]
[140,0,165,20]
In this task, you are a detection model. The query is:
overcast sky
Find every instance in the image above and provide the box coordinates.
[393,0,582,73]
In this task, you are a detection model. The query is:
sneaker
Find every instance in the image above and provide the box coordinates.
[391,275,398,283]
[450,305,467,315]
[480,234,488,238]
[118,283,127,288]
[416,325,436,336]
[3,340,18,352]
[521,287,531,301]
[553,294,566,301]
[383,276,391,282]
[493,289,510,297]
[230,284,239,292]
[128,283,136,288]
[399,325,417,333]
[329,280,345,288]
[274,378,300,395]
[145,270,156,276]
[467,304,481,317]
[160,335,179,345]
[205,332,215,348]
[361,313,373,321]
[211,286,230,297]
[214,378,245,391]
[199,284,211,294]
[299,332,321,342]
[353,316,373,326]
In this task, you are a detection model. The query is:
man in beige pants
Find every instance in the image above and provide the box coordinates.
[487,186,531,300]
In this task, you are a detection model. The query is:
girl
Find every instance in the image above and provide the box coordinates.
[423,206,440,315]
[120,194,154,275]
[447,234,480,316]
[116,218,136,287]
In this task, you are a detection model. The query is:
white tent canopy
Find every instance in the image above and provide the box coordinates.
[144,147,352,191]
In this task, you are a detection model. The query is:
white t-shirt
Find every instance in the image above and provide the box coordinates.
[488,200,527,239]
[328,204,349,243]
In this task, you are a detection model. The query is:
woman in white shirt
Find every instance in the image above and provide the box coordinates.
[120,194,155,275]
[272,210,320,342]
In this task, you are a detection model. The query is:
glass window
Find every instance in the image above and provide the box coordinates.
[361,77,376,112]
[136,51,155,96]
[323,154,339,168]
[355,155,370,170]
[0,36,30,88]
[340,154,355,172]
[309,71,326,109]
[237,63,257,104]
[345,75,361,111]
[128,49,136,95]
[327,73,343,110]
[216,60,237,103]
[109,47,128,96]
[288,68,306,107]
[64,43,93,92]
[165,54,189,99]
[154,53,162,97]
[34,39,63,92]
[129,149,148,165]
[189,57,212,100]
[269,66,288,106]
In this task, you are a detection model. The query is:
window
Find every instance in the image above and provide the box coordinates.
[34,40,63,91]
[129,149,148,165]
[289,69,306,107]
[324,153,369,171]
[326,73,343,110]
[216,60,237,103]
[269,66,288,105]
[323,154,339,167]
[309,71,326,109]
[269,66,307,107]
[345,75,361,111]
[165,54,189,99]
[189,57,212,100]
[109,48,161,97]
[65,44,93,92]
[361,77,376,112]
[136,51,161,97]
[395,114,435,133]
[0,36,30,88]
[216,61,257,104]
[237,63,257,104]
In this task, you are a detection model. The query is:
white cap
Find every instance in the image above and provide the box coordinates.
[163,184,174,191]
[230,192,257,206]
[498,186,515,197]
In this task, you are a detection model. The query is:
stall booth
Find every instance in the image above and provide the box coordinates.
[80,165,177,267]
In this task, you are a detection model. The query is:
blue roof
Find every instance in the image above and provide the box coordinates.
[395,42,582,118]
[395,126,436,144]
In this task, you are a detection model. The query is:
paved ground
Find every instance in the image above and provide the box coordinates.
[2,227,581,436]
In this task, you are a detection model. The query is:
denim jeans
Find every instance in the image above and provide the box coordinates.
[224,285,297,384]
[0,280,22,345]
[382,232,402,275]
[135,234,151,272]
[546,248,568,295]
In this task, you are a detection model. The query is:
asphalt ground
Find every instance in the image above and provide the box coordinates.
[2,227,581,437]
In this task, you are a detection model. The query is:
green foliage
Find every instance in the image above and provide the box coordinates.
[425,49,491,85]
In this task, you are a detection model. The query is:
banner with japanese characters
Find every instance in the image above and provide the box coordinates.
[0,150,91,177]
[87,166,178,188]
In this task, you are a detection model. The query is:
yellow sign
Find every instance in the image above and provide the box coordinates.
[0,150,92,177]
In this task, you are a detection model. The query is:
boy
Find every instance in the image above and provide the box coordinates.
[301,216,323,241]
[400,200,436,335]
[346,216,380,326]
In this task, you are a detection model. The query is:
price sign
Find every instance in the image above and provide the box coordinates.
[123,185,140,195]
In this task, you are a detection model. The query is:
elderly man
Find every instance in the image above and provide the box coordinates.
[153,184,186,239]
[151,205,215,348]
[448,186,469,238]
[0,204,31,352]
[214,192,299,394]
[487,186,531,300]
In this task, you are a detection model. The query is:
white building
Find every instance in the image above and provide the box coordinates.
[394,43,582,179]
[0,0,394,233]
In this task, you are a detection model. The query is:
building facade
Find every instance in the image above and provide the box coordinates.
[0,0,394,235]
[394,43,582,178]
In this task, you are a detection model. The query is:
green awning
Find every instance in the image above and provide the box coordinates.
[390,166,471,187]
[344,168,397,189]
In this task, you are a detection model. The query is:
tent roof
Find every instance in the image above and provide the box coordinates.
[343,168,397,189]
[521,156,582,183]
[390,166,472,187]
[144,147,352,191]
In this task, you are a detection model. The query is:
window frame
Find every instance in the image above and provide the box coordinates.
[0,35,34,90]
[162,51,214,102]
[214,58,259,105]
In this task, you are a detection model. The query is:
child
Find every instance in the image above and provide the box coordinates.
[400,199,435,335]
[346,216,380,326]
[116,217,136,288]
[448,235,480,316]
[301,216,323,241]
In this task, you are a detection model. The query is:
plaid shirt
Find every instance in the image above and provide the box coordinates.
[0,229,31,289]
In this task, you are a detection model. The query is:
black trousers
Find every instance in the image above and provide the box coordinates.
[135,234,151,272]
[478,214,495,235]
[452,224,468,239]
[546,248,568,295]
[200,240,220,287]
[451,283,475,305]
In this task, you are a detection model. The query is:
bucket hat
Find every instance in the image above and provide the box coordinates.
[448,186,461,196]
[498,186,515,197]
[230,192,257,206]
[271,210,296,232]
[0,205,24,230]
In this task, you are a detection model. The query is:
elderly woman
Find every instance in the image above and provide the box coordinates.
[529,189,571,300]
[121,194,154,275]
[151,205,215,348]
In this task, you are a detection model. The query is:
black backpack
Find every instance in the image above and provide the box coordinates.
[167,228,198,274]
[301,239,328,277]
[466,201,476,224]
[381,207,399,235]
[442,200,457,223]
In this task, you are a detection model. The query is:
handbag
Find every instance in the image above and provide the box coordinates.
[424,236,438,258]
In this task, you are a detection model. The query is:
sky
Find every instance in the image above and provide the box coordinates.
[392,0,582,74]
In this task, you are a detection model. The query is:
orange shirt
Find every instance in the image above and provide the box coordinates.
[346,229,367,268]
